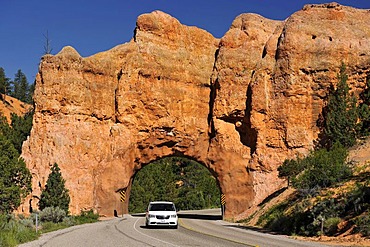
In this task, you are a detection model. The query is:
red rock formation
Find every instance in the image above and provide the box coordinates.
[20,4,370,220]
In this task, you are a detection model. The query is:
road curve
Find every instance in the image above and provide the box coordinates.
[179,209,336,247]
[19,216,247,247]
[19,209,338,247]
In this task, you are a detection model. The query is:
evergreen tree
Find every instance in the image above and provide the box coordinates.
[9,110,34,154]
[0,67,11,100]
[0,135,32,214]
[25,81,35,104]
[129,160,178,213]
[129,157,220,213]
[278,157,306,186]
[323,64,358,148]
[11,69,29,102]
[358,75,370,136]
[0,115,12,140]
[0,110,34,154]
[174,159,220,210]
[39,163,70,213]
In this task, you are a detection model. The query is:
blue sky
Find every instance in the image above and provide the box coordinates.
[0,0,369,83]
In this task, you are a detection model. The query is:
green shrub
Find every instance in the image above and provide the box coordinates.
[259,196,348,237]
[39,207,66,223]
[279,143,351,197]
[354,212,370,237]
[73,210,99,224]
[0,214,38,246]
[257,201,293,233]
[62,216,75,226]
[257,202,287,226]
[0,178,97,246]
[345,183,370,215]
[12,224,38,244]
[0,233,17,247]
[292,143,351,192]
[302,198,346,236]
[324,217,341,236]
[18,218,34,228]
[257,199,312,235]
[40,221,66,233]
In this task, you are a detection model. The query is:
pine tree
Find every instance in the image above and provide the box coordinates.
[0,67,11,101]
[0,112,32,214]
[39,163,70,213]
[11,69,29,102]
[323,63,358,148]
[0,134,32,214]
[0,115,12,139]
[9,110,34,154]
[358,75,370,136]
[278,157,306,186]
[129,157,220,213]
[0,110,34,155]
[25,81,35,104]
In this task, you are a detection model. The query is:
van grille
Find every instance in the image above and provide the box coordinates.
[156,215,170,219]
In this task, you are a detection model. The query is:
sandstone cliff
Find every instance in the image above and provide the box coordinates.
[20,3,370,220]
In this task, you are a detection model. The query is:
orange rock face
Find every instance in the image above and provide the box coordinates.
[20,4,370,220]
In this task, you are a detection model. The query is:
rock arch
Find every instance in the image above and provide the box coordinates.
[86,125,256,218]
[124,155,225,215]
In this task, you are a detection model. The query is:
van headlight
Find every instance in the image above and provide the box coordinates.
[148,214,155,218]
[171,215,177,218]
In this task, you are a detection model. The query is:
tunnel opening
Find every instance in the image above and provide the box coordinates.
[128,156,222,215]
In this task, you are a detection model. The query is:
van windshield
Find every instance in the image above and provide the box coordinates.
[149,203,175,211]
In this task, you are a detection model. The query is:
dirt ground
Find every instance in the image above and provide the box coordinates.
[295,235,370,247]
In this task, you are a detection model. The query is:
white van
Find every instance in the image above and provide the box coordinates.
[145,201,178,229]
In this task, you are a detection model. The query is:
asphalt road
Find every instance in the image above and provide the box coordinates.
[19,209,339,247]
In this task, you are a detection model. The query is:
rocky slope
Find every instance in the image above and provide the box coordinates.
[245,137,370,246]
[0,94,31,123]
[20,3,370,219]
